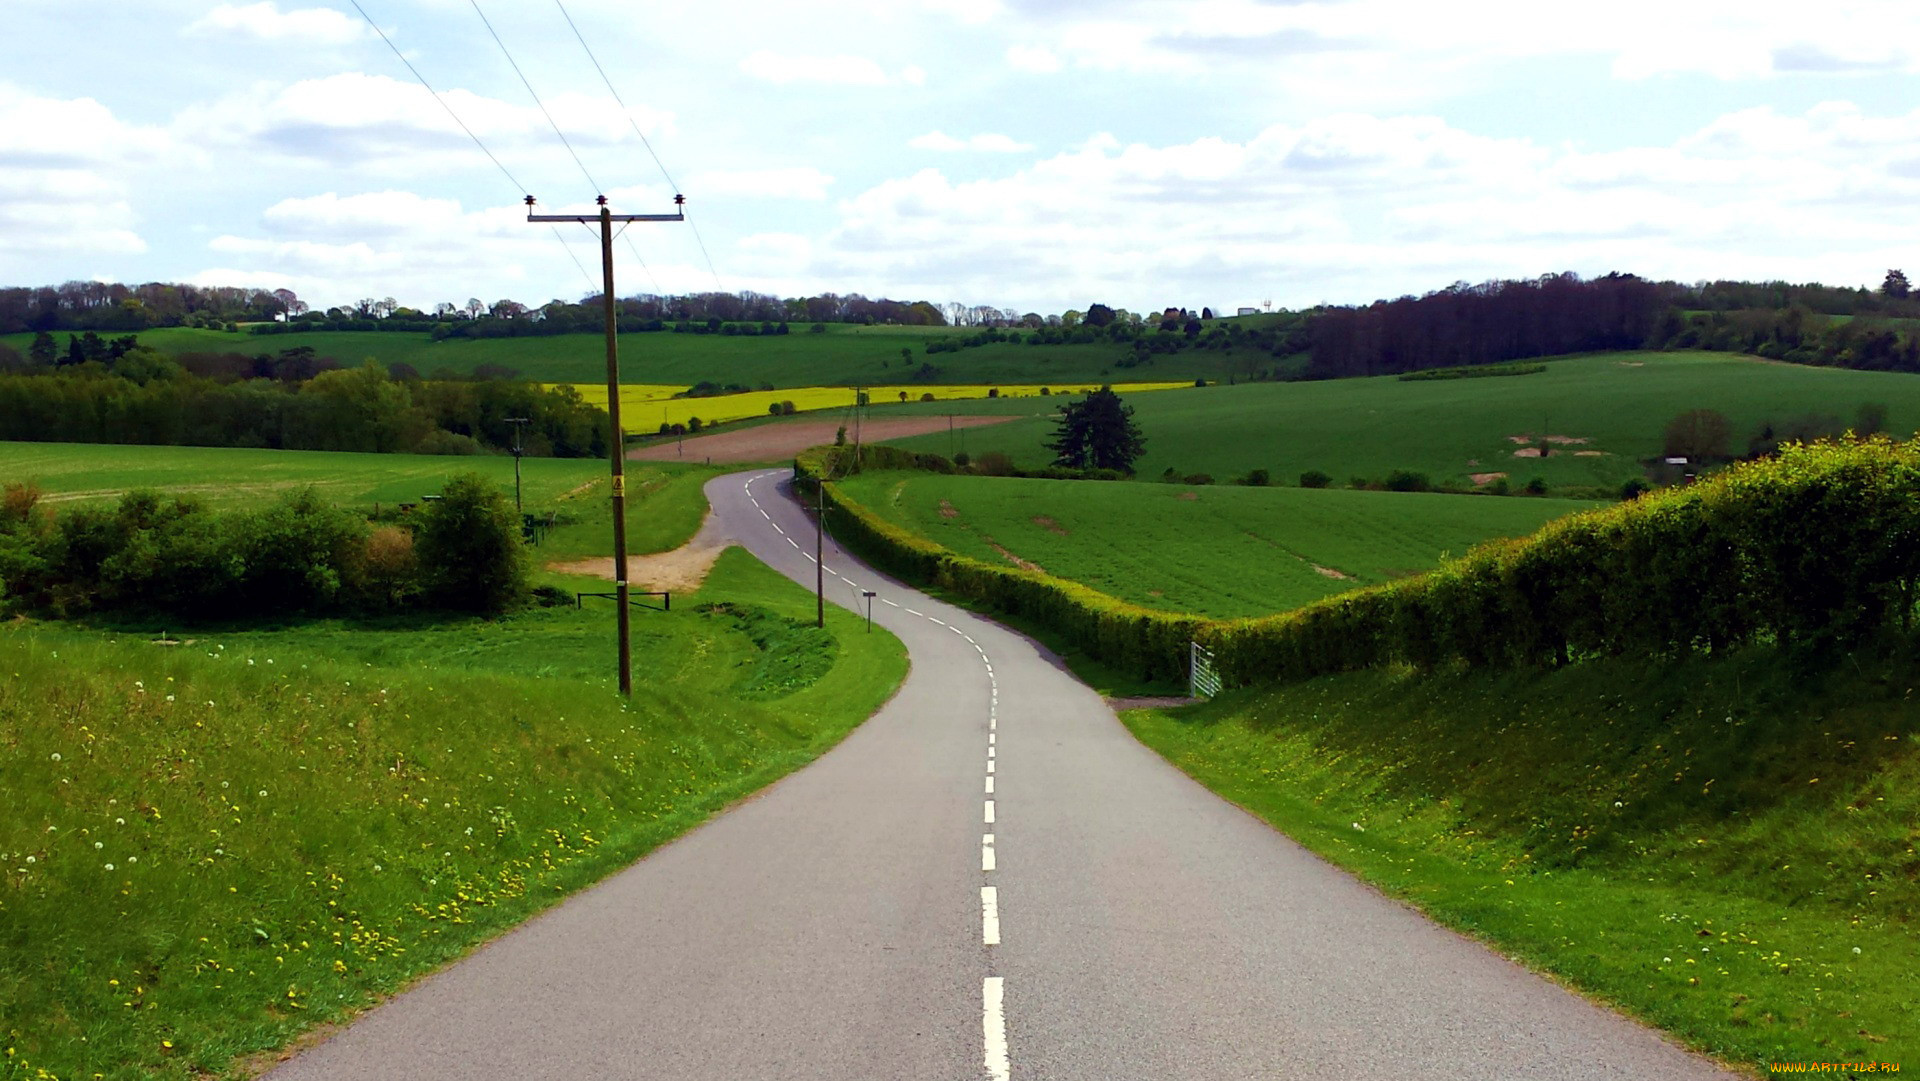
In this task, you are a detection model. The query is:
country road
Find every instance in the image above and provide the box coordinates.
[267,469,1738,1081]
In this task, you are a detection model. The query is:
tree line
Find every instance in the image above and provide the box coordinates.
[0,336,608,457]
[1304,270,1920,380]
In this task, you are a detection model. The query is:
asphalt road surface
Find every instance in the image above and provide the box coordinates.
[268,469,1737,1081]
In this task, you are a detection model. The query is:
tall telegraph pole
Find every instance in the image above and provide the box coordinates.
[525,193,684,696]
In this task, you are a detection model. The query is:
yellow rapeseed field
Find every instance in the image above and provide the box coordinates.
[554,382,1196,432]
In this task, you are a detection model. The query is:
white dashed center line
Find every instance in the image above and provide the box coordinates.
[983,978,1010,1081]
[742,469,1012,1080]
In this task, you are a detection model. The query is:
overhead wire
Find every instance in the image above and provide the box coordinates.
[466,0,604,197]
[347,0,528,197]
[346,0,596,295]
[551,0,726,294]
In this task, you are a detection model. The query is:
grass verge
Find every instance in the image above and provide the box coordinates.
[1121,643,1919,1073]
[0,547,906,1080]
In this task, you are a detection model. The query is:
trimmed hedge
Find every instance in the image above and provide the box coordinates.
[801,437,1920,690]
[795,446,1200,682]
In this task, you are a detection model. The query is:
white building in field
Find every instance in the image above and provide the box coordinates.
[1236,307,1258,316]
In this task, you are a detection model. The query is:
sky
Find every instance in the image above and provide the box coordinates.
[5,0,1920,315]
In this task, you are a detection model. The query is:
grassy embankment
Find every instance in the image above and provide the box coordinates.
[880,350,1920,489]
[1,324,1263,388]
[0,547,908,1081]
[836,472,1593,618]
[0,440,722,562]
[1124,645,1919,1073]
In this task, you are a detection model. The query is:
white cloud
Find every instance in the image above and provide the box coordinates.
[186,2,366,44]
[788,104,1920,312]
[1004,44,1061,73]
[738,50,925,87]
[910,131,1035,153]
[0,86,171,261]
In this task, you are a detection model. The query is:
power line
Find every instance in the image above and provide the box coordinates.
[551,225,597,290]
[622,233,664,295]
[347,0,528,197]
[349,1,590,293]
[550,0,725,293]
[467,0,603,196]
[552,0,678,192]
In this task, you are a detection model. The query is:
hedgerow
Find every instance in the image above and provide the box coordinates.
[801,437,1920,688]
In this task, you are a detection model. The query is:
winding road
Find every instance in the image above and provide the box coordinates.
[268,469,1736,1081]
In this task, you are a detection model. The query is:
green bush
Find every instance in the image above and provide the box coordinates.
[1385,469,1431,492]
[1298,470,1331,489]
[1182,473,1214,486]
[1524,477,1549,495]
[414,474,530,615]
[1237,468,1272,487]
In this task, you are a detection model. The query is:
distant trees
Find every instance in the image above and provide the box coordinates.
[0,344,608,458]
[1884,269,1911,299]
[1308,272,1666,379]
[1044,387,1145,473]
[1084,303,1115,327]
[1664,409,1732,461]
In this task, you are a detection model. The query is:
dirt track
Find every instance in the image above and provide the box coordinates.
[628,416,1018,464]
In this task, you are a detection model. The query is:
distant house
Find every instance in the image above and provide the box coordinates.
[1236,307,1258,316]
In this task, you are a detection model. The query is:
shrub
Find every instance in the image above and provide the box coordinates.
[1664,408,1732,461]
[768,402,784,416]
[1524,477,1549,495]
[953,451,970,468]
[1349,476,1370,490]
[1161,467,1179,483]
[920,393,935,403]
[1182,473,1214,486]
[414,430,483,455]
[1489,478,1512,496]
[974,451,1017,476]
[1298,470,1331,489]
[1238,468,1272,487]
[1620,478,1651,501]
[782,401,797,415]
[1385,470,1431,492]
[414,474,529,615]
[362,525,419,606]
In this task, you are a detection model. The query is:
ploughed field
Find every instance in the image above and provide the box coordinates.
[877,350,1920,489]
[836,472,1594,618]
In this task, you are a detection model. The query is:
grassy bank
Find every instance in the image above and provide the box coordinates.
[1124,644,1919,1072]
[837,472,1593,618]
[881,351,1920,488]
[0,548,907,1080]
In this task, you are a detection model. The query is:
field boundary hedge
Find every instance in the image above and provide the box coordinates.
[800,437,1920,688]
[795,445,1201,682]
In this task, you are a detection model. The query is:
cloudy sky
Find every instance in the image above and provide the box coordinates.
[7,0,1920,314]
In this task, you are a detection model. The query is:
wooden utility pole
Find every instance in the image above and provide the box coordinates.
[525,194,684,696]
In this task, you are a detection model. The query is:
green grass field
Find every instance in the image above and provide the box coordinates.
[2,324,1265,389]
[878,350,1920,488]
[836,472,1593,618]
[0,441,724,559]
[0,547,907,1081]
[1125,641,1920,1071]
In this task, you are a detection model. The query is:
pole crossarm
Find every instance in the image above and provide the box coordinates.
[528,213,684,223]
